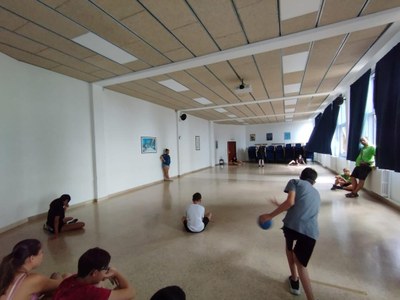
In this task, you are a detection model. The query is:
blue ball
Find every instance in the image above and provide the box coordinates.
[258,218,273,230]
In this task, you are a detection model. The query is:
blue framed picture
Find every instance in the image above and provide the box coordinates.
[284,132,291,140]
[141,136,157,153]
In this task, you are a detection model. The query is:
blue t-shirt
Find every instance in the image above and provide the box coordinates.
[162,154,171,166]
[282,179,320,240]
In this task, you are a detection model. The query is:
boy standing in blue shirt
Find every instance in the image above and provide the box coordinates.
[259,168,320,300]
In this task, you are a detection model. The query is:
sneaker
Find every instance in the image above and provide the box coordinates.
[288,276,300,295]
[43,223,54,233]
[67,218,78,224]
[345,192,359,198]
[331,185,337,190]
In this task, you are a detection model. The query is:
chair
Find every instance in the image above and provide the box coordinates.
[247,146,257,162]
[285,144,294,163]
[275,145,285,163]
[294,143,304,159]
[266,145,275,163]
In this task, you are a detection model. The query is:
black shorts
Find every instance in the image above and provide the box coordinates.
[283,227,316,267]
[351,165,372,180]
[183,217,209,233]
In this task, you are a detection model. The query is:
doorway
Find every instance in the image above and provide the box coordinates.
[227,141,237,163]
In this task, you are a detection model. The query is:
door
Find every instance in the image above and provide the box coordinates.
[227,141,237,163]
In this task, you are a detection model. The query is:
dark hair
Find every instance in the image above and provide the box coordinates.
[300,167,318,184]
[192,192,202,202]
[0,239,42,295]
[77,247,111,278]
[60,194,71,202]
[150,285,186,300]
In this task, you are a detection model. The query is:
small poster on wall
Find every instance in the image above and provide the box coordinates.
[250,134,256,141]
[141,136,157,153]
[266,133,273,141]
[284,132,291,140]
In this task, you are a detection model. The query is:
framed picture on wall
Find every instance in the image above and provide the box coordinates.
[266,133,273,141]
[284,132,291,140]
[141,136,157,153]
[195,136,200,150]
[250,134,256,141]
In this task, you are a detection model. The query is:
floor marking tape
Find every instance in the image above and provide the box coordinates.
[311,279,368,296]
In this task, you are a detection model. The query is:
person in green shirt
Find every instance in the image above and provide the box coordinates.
[331,168,352,190]
[345,137,375,198]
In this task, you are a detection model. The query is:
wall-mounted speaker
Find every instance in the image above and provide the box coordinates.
[180,113,187,121]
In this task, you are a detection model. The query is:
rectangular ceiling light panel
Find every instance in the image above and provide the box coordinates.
[285,107,295,113]
[284,83,301,94]
[227,114,237,118]
[214,108,227,113]
[193,97,213,105]
[283,51,309,73]
[285,98,298,106]
[73,32,137,64]
[280,0,321,21]
[158,79,189,92]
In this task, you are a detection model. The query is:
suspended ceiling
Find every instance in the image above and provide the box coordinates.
[1,0,400,124]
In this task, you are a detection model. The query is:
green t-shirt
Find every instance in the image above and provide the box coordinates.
[355,145,375,167]
[341,173,351,182]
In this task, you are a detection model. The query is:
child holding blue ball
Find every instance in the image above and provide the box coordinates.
[259,167,320,300]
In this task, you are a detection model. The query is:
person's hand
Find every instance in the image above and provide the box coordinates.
[49,235,58,240]
[259,213,272,223]
[103,267,120,287]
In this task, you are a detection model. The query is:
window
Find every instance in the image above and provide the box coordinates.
[361,74,376,145]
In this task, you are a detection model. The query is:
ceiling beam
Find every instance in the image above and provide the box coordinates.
[180,92,331,112]
[95,7,400,87]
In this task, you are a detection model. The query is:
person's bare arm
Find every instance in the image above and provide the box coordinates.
[105,268,135,300]
[259,191,295,222]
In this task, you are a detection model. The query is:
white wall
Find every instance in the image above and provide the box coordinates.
[214,124,246,163]
[0,54,214,231]
[98,89,179,196]
[246,120,314,147]
[177,115,212,175]
[0,53,94,229]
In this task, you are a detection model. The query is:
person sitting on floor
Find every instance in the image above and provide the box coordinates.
[288,155,306,166]
[182,192,212,233]
[0,239,68,300]
[331,168,353,190]
[150,285,186,300]
[43,194,85,239]
[229,156,243,165]
[53,247,136,300]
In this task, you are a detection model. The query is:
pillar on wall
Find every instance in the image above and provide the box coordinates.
[91,84,109,201]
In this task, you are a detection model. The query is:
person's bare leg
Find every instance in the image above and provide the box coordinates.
[61,221,85,232]
[165,166,171,180]
[285,248,298,281]
[294,255,315,300]
[205,212,212,220]
[353,179,365,194]
[349,177,357,192]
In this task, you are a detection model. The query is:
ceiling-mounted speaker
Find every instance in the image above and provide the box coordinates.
[180,113,187,121]
[334,95,345,106]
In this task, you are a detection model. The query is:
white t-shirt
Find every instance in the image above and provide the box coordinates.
[186,203,205,232]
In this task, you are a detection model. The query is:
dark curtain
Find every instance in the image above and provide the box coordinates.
[306,98,340,155]
[346,69,371,161]
[374,43,400,172]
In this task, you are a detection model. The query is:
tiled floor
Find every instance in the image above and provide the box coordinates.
[1,163,399,299]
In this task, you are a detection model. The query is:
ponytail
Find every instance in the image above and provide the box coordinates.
[0,239,41,295]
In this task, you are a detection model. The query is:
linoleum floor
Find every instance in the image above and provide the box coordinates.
[1,163,399,300]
